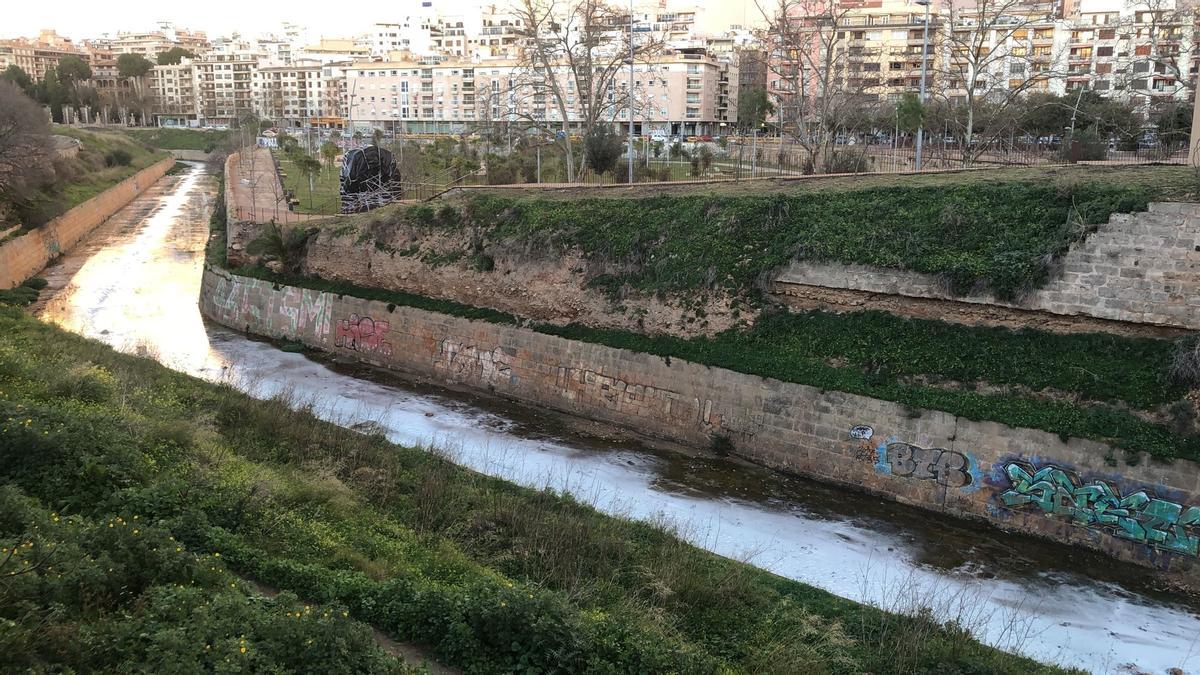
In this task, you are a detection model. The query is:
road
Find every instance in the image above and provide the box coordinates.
[34,161,1200,674]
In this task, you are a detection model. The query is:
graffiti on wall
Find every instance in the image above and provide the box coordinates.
[850,425,874,440]
[438,338,512,385]
[875,439,980,490]
[1000,462,1200,556]
[277,286,331,339]
[335,314,393,356]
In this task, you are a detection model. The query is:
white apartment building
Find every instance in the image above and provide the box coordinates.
[192,53,257,126]
[344,48,736,136]
[149,61,198,126]
[1064,0,1196,109]
[106,23,209,60]
[253,61,348,128]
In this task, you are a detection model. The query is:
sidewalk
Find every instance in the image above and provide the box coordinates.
[227,147,325,225]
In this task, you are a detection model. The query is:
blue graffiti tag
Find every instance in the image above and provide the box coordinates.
[1000,462,1200,557]
[874,438,981,492]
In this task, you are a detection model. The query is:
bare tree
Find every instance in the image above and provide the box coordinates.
[933,0,1066,166]
[1117,0,1196,101]
[756,0,884,174]
[0,81,50,194]
[507,0,663,181]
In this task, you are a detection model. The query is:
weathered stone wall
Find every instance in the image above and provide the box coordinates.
[0,157,175,289]
[199,265,1200,577]
[775,202,1200,331]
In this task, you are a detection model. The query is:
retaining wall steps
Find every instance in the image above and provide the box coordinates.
[774,201,1200,333]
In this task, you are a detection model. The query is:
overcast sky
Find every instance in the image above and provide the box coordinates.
[4,1,766,42]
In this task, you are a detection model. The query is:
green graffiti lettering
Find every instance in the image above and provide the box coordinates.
[1000,462,1199,557]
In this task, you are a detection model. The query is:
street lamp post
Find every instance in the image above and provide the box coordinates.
[627,0,635,183]
[914,0,931,172]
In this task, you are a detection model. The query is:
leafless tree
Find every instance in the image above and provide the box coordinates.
[755,0,884,174]
[0,81,51,194]
[933,0,1066,166]
[1116,0,1196,101]
[506,0,664,181]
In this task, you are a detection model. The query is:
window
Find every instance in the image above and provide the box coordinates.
[1010,62,1025,74]
[1135,44,1151,56]
[1097,46,1113,56]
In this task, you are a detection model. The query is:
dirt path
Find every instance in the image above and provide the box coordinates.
[227,147,324,226]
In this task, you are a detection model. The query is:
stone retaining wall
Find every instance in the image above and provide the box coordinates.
[199,265,1200,577]
[0,157,175,289]
[775,202,1200,332]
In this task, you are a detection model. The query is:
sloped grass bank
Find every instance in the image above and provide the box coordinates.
[121,127,231,152]
[0,308,1062,673]
[379,166,1195,302]
[1,127,168,234]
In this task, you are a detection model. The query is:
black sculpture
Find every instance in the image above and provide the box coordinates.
[339,145,403,213]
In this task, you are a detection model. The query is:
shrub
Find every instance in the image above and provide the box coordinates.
[104,149,133,167]
[1171,334,1200,388]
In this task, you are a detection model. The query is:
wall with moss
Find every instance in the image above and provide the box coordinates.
[0,157,175,289]
[775,202,1200,331]
[199,264,1200,579]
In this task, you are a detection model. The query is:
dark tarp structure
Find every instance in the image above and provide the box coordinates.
[339,145,403,213]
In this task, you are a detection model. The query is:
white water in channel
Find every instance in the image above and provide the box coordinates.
[35,164,1200,674]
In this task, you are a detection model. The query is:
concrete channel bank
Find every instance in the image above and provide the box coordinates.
[199,264,1200,579]
[0,157,176,289]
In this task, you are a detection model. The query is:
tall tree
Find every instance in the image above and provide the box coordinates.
[156,47,197,66]
[736,86,774,132]
[508,0,664,182]
[36,67,67,123]
[117,54,155,125]
[933,0,1065,166]
[755,0,883,173]
[1,65,35,97]
[0,80,51,196]
[55,55,92,110]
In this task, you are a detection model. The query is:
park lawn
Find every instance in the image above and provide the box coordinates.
[0,300,1068,674]
[273,150,341,215]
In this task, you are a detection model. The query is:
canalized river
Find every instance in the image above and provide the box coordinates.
[33,163,1200,673]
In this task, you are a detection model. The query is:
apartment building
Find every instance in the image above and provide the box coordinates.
[253,61,347,128]
[0,30,89,81]
[105,23,209,60]
[192,53,256,126]
[1064,0,1196,109]
[344,47,735,136]
[940,10,1071,103]
[149,61,198,126]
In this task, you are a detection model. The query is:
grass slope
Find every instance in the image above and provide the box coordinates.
[0,307,1065,673]
[121,127,231,152]
[453,174,1159,301]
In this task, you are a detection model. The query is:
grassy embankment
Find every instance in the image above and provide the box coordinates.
[121,127,231,152]
[0,301,1064,672]
[0,127,168,238]
[237,165,1199,461]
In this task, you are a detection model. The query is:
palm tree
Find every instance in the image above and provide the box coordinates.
[245,221,315,274]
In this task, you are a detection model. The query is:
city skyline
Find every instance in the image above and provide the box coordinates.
[3,0,767,43]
